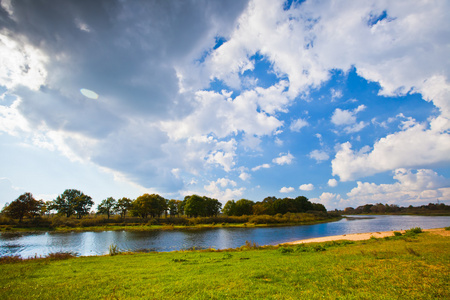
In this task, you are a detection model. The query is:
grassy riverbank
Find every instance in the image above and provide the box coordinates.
[1,229,449,299]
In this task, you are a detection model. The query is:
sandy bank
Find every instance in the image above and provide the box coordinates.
[284,228,449,245]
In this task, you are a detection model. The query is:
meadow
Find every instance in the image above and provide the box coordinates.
[0,229,448,299]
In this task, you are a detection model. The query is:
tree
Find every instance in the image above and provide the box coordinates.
[97,197,117,219]
[41,201,54,217]
[1,192,43,222]
[223,199,254,216]
[51,189,93,218]
[131,194,167,219]
[222,200,236,216]
[168,199,182,217]
[184,195,205,217]
[115,197,133,219]
[203,196,222,217]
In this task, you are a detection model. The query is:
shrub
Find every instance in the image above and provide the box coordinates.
[405,227,423,236]
[278,247,294,254]
[393,231,403,236]
[47,252,76,260]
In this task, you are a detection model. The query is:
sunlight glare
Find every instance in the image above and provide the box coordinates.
[80,88,99,99]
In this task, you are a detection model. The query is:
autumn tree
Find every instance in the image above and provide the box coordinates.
[1,192,43,222]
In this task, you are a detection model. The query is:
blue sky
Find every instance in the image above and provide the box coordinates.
[1,0,450,210]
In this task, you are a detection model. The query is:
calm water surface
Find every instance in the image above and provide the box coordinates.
[1,215,449,258]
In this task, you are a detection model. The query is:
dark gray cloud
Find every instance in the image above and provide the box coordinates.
[1,0,249,191]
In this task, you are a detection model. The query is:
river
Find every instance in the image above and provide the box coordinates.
[1,215,449,258]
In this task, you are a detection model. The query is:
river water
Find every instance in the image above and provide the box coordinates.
[1,215,449,258]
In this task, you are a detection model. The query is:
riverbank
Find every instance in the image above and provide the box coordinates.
[284,227,450,245]
[1,228,448,299]
[0,215,342,233]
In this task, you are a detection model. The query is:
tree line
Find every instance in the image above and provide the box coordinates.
[340,202,450,215]
[1,189,327,222]
[223,196,326,216]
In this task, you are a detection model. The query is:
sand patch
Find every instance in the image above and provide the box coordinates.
[284,228,448,245]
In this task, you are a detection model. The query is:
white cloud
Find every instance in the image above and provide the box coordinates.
[330,88,343,101]
[299,183,314,191]
[332,121,450,181]
[331,105,367,133]
[239,172,251,181]
[203,178,245,202]
[309,150,329,163]
[207,150,235,172]
[251,163,271,172]
[346,169,450,207]
[0,34,48,91]
[328,179,338,187]
[273,152,294,165]
[290,118,309,132]
[280,186,295,193]
[161,88,284,140]
[310,192,343,210]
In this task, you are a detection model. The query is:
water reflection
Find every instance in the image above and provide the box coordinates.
[1,215,449,258]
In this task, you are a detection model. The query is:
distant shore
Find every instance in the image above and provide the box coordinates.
[284,227,449,245]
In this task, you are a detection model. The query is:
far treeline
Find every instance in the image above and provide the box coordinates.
[339,202,450,216]
[0,190,333,228]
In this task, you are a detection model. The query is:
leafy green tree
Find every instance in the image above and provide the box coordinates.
[184,195,205,217]
[224,199,254,216]
[115,197,133,219]
[253,196,276,215]
[51,189,93,218]
[1,192,43,222]
[222,200,236,216]
[311,202,326,212]
[97,197,117,219]
[203,196,222,217]
[234,199,254,216]
[131,194,166,219]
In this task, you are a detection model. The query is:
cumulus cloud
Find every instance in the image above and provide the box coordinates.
[299,183,314,191]
[280,186,295,193]
[310,192,343,210]
[332,121,450,181]
[203,178,245,201]
[309,150,329,163]
[290,118,309,132]
[272,152,294,165]
[328,179,338,187]
[331,105,367,133]
[239,172,251,181]
[346,169,450,207]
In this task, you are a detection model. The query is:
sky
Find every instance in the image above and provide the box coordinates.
[1,0,450,210]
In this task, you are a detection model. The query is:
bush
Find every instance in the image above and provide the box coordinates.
[248,215,278,224]
[278,247,294,254]
[405,227,423,236]
[393,231,403,236]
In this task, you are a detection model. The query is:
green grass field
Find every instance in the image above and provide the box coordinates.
[1,231,448,299]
